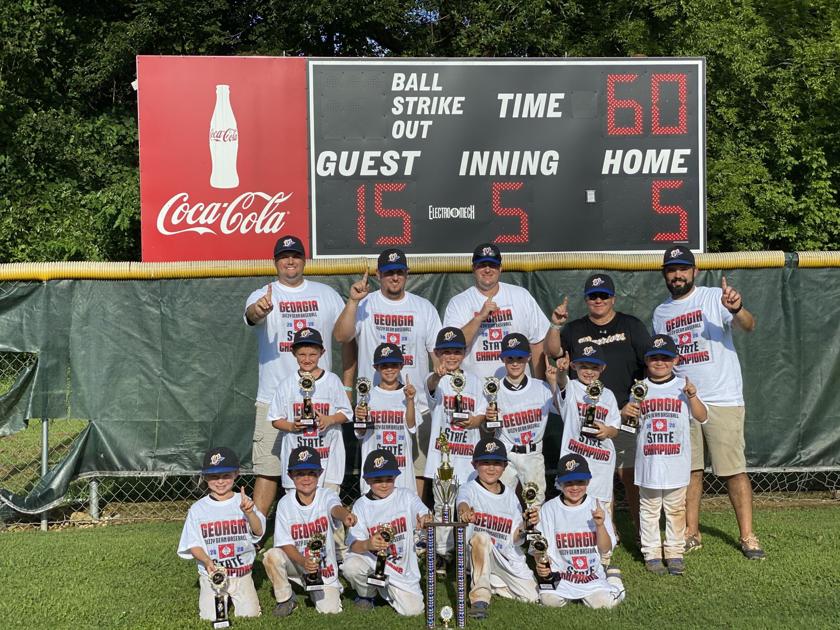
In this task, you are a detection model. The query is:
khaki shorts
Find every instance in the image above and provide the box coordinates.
[252,401,283,477]
[411,409,432,477]
[690,405,747,477]
[612,430,638,470]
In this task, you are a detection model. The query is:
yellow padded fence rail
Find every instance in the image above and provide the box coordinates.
[0,251,833,281]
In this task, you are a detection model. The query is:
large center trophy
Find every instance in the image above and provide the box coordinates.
[303,533,325,591]
[298,372,316,427]
[580,379,604,436]
[483,377,501,429]
[209,567,231,628]
[621,380,648,434]
[449,371,470,423]
[353,377,372,430]
[425,432,467,629]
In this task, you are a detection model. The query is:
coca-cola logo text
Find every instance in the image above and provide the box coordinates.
[156,191,292,236]
[210,128,239,142]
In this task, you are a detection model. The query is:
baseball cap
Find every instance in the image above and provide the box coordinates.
[571,343,606,366]
[645,334,679,358]
[292,327,324,348]
[499,333,530,358]
[584,273,615,297]
[363,449,401,478]
[662,246,696,267]
[202,446,240,474]
[288,446,322,472]
[373,343,404,366]
[554,453,592,485]
[273,235,306,258]
[472,243,502,266]
[435,326,467,350]
[472,437,508,462]
[377,248,409,273]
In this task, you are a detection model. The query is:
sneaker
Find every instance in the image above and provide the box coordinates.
[740,534,767,560]
[272,597,297,618]
[666,558,685,576]
[354,596,376,611]
[684,535,703,553]
[645,558,667,576]
[469,601,489,620]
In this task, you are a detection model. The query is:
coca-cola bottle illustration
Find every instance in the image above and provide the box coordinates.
[209,84,239,189]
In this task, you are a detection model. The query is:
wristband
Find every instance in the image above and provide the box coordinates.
[728,304,743,315]
[549,322,563,330]
[344,386,353,392]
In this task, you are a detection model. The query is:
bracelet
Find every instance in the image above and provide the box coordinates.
[549,322,563,330]
[344,386,353,392]
[728,304,743,315]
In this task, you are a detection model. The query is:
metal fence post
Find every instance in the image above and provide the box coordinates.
[89,479,100,520]
[40,418,49,531]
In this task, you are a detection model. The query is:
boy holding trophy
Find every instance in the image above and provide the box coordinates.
[263,447,356,616]
[456,438,539,621]
[484,332,556,505]
[634,334,708,576]
[343,449,432,615]
[353,343,418,494]
[177,447,265,622]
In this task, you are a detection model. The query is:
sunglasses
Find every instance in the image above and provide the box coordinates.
[586,292,612,301]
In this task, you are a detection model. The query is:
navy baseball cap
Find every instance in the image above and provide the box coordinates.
[645,334,679,358]
[292,327,323,348]
[274,235,306,258]
[202,446,240,474]
[373,343,404,365]
[472,243,502,266]
[554,453,592,485]
[288,446,322,472]
[472,437,508,462]
[435,326,466,350]
[500,333,530,358]
[662,246,696,267]
[584,273,615,297]
[363,449,401,478]
[377,248,409,273]
[571,343,606,366]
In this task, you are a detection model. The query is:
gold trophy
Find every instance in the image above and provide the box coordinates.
[209,567,231,628]
[449,370,469,423]
[521,481,540,542]
[367,523,396,587]
[483,377,501,429]
[531,533,555,591]
[433,431,459,523]
[353,377,372,430]
[621,380,647,434]
[580,379,604,437]
[303,532,325,591]
[298,372,316,427]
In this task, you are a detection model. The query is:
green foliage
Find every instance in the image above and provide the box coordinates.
[1,1,838,260]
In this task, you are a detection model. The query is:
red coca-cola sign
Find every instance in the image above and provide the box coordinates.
[137,56,309,261]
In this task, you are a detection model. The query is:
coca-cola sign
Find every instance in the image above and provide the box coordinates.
[137,56,308,261]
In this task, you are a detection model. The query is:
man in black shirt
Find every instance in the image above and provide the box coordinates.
[545,273,651,536]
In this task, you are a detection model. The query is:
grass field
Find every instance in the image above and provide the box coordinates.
[3,504,840,629]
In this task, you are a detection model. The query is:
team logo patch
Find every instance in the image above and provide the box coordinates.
[298,450,312,462]
[388,252,399,262]
[299,329,312,338]
[485,442,500,452]
[293,319,306,331]
[383,431,397,445]
[678,332,692,345]
[654,338,666,348]
[209,453,224,466]
[591,277,604,287]
[506,338,521,348]
[373,456,387,469]
[669,247,684,259]
[565,459,579,472]
[571,556,589,570]
[218,543,235,559]
[380,346,394,357]
[444,331,456,341]
[283,238,295,247]
[488,328,503,341]
[481,246,494,257]
[582,345,595,356]
[652,418,669,432]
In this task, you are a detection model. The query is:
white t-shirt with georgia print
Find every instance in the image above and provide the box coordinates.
[493,377,556,450]
[357,386,417,494]
[443,283,550,379]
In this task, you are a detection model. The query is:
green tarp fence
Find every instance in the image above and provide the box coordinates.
[1,265,837,513]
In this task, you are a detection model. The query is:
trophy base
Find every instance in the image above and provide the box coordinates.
[367,574,389,588]
[525,531,542,543]
[304,582,325,592]
[580,425,600,436]
[353,421,371,431]
[451,412,469,422]
[538,581,556,592]
[212,620,231,629]
[619,425,637,434]
[485,421,501,429]
[299,418,316,428]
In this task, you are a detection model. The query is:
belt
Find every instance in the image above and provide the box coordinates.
[511,443,539,454]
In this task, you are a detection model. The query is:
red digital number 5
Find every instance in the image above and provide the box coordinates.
[491,182,529,244]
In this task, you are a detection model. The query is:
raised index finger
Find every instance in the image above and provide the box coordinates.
[721,275,728,291]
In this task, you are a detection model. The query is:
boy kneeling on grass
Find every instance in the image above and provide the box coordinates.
[343,449,433,616]
[177,447,265,621]
[262,446,356,617]
[457,437,539,621]
[536,453,625,610]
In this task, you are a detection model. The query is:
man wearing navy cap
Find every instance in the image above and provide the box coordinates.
[243,235,346,517]
[443,243,550,380]
[652,245,764,560]
[335,247,442,499]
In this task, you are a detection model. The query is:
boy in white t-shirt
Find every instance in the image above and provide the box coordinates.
[634,334,708,576]
[353,343,418,494]
[177,447,266,621]
[343,449,433,616]
[456,437,539,621]
[485,332,556,505]
[268,326,353,558]
[263,446,357,617]
[536,453,625,610]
